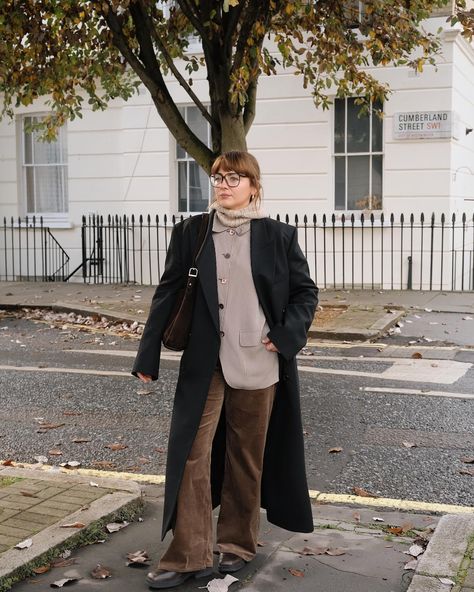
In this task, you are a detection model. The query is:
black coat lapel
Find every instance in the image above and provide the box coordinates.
[251,218,276,326]
[196,217,219,333]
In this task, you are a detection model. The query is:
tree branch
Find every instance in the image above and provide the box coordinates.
[175,0,207,43]
[104,3,213,171]
[231,0,270,77]
[136,0,216,132]
[223,0,247,57]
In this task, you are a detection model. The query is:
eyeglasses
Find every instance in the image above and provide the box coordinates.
[210,173,247,187]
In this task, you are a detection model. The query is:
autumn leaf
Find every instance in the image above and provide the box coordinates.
[91,564,112,579]
[411,352,423,359]
[328,447,343,453]
[60,522,85,529]
[33,565,51,574]
[15,538,33,549]
[49,449,63,456]
[460,457,474,464]
[72,437,91,443]
[460,468,474,476]
[1,459,14,466]
[92,460,116,469]
[50,577,80,587]
[106,521,129,533]
[288,568,305,577]
[51,557,77,568]
[300,546,328,555]
[20,491,38,498]
[352,487,379,498]
[326,548,346,556]
[106,443,128,451]
[126,550,151,566]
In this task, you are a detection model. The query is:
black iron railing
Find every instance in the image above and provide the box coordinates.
[79,212,474,291]
[0,216,70,281]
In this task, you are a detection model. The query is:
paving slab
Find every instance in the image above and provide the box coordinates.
[0,467,142,592]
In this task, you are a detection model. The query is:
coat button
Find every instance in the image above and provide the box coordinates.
[219,303,224,309]
[220,331,225,337]
[223,253,231,259]
[229,230,235,235]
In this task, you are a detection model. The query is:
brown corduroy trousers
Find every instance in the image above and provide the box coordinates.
[158,367,276,572]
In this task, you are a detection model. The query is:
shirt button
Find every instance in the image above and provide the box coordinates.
[220,331,225,337]
[220,278,227,284]
[219,303,224,309]
[229,230,235,235]
[223,253,231,259]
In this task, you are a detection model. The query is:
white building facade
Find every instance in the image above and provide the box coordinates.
[0,8,473,289]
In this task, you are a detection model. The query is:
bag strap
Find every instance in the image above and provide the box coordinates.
[191,212,211,267]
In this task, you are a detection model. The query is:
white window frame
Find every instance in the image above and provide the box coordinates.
[175,104,211,214]
[333,98,384,212]
[17,113,70,227]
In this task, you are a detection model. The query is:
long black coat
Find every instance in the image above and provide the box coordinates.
[132,211,319,539]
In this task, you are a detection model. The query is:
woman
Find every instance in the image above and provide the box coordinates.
[132,151,318,589]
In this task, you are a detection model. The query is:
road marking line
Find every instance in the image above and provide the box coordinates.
[362,386,474,399]
[0,364,129,377]
[2,461,472,516]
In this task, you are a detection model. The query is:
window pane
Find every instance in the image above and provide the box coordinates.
[24,127,33,165]
[371,155,383,209]
[372,104,383,152]
[347,155,370,210]
[34,166,66,213]
[347,98,370,153]
[334,99,345,153]
[33,131,61,165]
[187,106,208,146]
[335,156,346,210]
[188,162,209,212]
[26,168,35,212]
[178,162,188,212]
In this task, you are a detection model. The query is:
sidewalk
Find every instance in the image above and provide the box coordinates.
[5,280,474,342]
[1,280,474,591]
[1,464,473,592]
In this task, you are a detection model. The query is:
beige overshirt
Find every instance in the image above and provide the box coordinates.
[212,215,279,390]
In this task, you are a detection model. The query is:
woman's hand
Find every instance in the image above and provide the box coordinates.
[261,337,279,353]
[137,372,153,383]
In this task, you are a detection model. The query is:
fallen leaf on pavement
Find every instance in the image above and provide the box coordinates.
[34,455,48,463]
[402,441,417,449]
[459,468,474,476]
[373,517,384,522]
[72,437,91,443]
[460,457,474,464]
[326,548,346,556]
[203,574,239,592]
[411,352,423,359]
[353,512,361,522]
[155,447,166,453]
[106,521,129,533]
[37,423,65,430]
[136,388,155,396]
[89,481,99,487]
[257,541,266,547]
[63,411,82,416]
[106,443,128,451]
[49,449,63,456]
[20,491,38,498]
[288,568,305,577]
[352,487,379,498]
[50,577,80,587]
[406,544,424,557]
[300,546,328,555]
[60,461,81,469]
[439,577,455,585]
[91,564,112,579]
[15,538,33,549]
[328,447,343,453]
[50,558,77,568]
[91,460,116,469]
[60,522,85,529]
[126,550,151,566]
[387,526,404,535]
[33,565,51,574]
[1,459,14,466]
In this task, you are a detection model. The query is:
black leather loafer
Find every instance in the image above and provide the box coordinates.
[146,567,213,589]
[218,552,247,573]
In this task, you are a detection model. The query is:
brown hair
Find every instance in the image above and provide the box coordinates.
[211,151,263,207]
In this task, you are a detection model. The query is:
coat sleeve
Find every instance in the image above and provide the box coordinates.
[131,222,185,380]
[267,227,318,361]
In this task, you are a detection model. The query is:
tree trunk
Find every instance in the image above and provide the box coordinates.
[218,110,248,154]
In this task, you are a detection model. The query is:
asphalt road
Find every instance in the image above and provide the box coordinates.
[1,311,473,507]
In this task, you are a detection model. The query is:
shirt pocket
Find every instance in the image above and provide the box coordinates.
[239,330,261,347]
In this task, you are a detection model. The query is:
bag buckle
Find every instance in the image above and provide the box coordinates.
[188,267,198,278]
